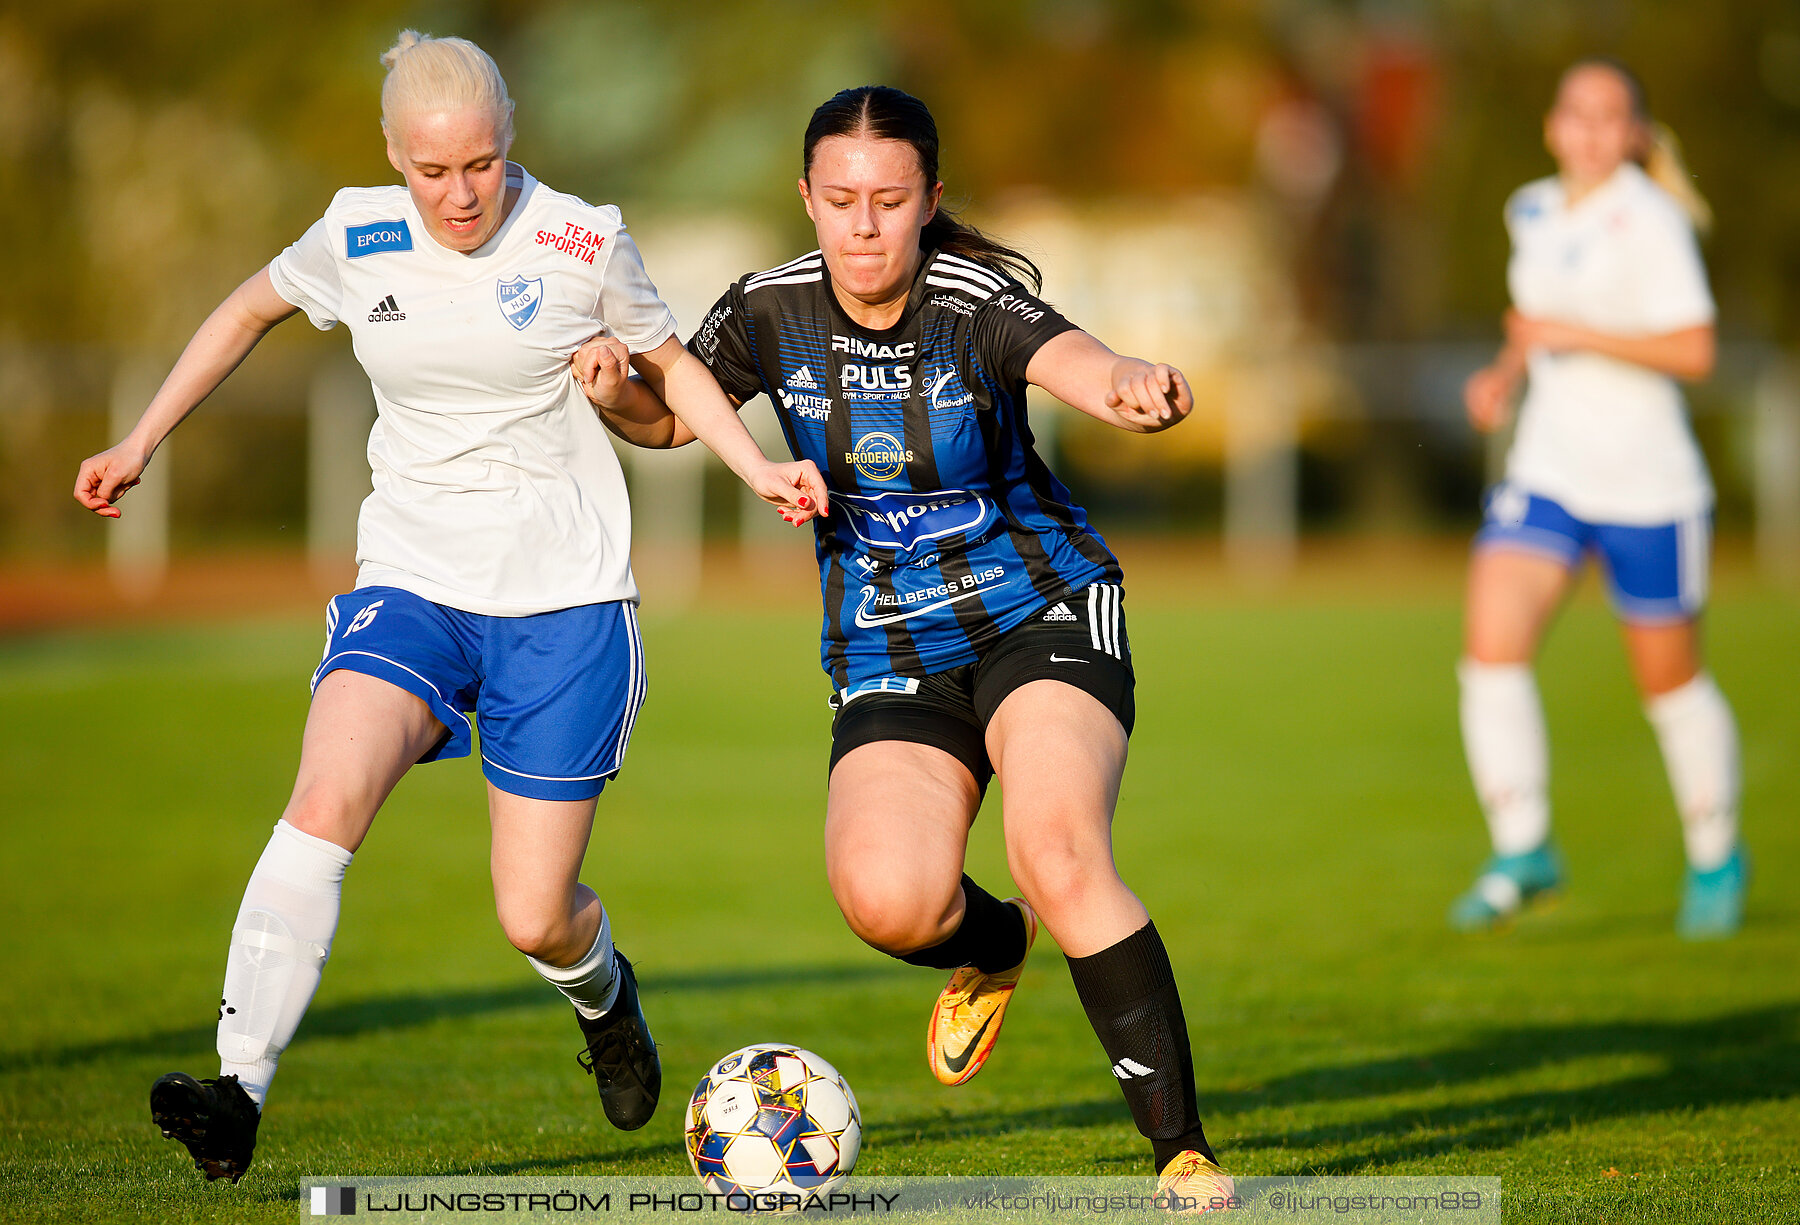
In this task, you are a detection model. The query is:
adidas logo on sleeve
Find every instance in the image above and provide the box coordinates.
[366,294,405,323]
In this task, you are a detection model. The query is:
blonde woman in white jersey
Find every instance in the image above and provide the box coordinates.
[73,32,827,1183]
[1450,57,1745,940]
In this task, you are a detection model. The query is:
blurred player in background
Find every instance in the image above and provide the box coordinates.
[74,30,824,1183]
[1452,57,1746,939]
[579,85,1233,1211]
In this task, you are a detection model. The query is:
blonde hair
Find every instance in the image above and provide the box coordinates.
[1641,120,1712,236]
[1563,57,1712,235]
[379,29,515,147]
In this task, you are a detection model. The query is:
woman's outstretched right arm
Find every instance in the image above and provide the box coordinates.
[74,266,299,517]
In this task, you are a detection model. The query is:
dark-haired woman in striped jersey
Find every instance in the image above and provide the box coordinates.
[579,85,1232,1208]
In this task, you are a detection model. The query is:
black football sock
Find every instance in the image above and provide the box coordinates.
[896,876,1027,973]
[1065,921,1215,1170]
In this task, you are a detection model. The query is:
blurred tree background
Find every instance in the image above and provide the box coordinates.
[3,0,1798,562]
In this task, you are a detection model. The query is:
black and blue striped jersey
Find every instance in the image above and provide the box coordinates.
[692,245,1123,688]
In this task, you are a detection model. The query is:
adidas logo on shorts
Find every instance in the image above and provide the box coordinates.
[1040,602,1078,622]
[367,294,405,323]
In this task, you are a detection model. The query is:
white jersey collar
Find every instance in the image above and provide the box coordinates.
[1554,161,1644,220]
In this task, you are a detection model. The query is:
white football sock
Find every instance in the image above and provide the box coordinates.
[1458,659,1551,857]
[1646,671,1741,872]
[527,905,619,1021]
[217,820,353,1108]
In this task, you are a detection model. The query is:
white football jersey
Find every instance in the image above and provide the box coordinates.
[1502,162,1716,524]
[268,164,675,615]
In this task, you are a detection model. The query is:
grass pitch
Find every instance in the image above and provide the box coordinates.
[1,552,1795,1222]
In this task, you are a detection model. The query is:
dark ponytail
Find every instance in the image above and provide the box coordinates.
[803,85,1044,292]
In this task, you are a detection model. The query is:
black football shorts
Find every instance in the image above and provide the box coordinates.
[827,584,1135,787]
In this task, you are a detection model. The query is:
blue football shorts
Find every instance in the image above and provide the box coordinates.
[310,586,647,801]
[1474,483,1711,623]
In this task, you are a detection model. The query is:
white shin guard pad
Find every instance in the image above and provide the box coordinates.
[1458,659,1551,857]
[528,906,618,1020]
[217,819,353,1106]
[1646,671,1741,871]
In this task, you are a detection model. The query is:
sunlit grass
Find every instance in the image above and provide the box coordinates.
[2,573,1795,1222]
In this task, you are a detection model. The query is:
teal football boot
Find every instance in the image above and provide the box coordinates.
[1448,843,1565,932]
[1677,845,1748,940]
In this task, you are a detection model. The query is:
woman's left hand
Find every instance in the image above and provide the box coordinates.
[1106,359,1193,432]
[749,459,832,527]
[571,334,633,407]
[1504,309,1585,355]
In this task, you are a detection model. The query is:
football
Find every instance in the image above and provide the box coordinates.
[684,1044,861,1207]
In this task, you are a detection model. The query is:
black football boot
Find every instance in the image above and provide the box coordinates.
[150,1071,261,1183]
[574,951,661,1130]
